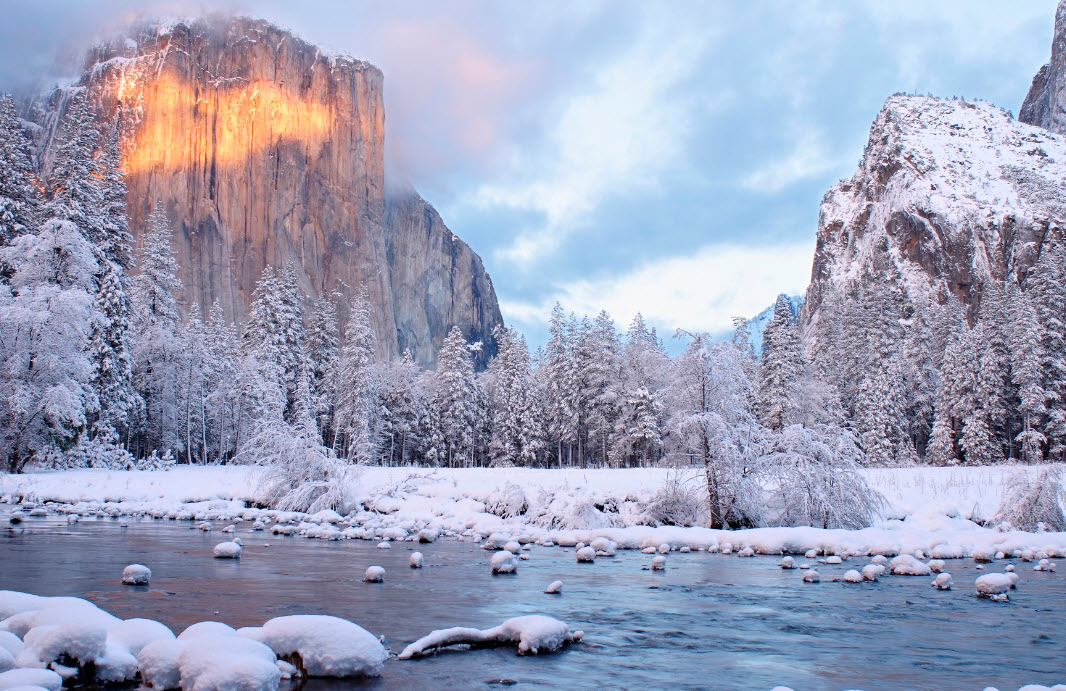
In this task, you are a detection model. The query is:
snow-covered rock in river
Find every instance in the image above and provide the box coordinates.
[238,615,387,678]
[862,564,884,581]
[889,555,931,576]
[576,547,596,563]
[0,667,64,691]
[842,570,863,583]
[398,615,582,658]
[927,559,946,573]
[491,551,516,575]
[213,541,242,559]
[503,541,521,554]
[121,564,151,585]
[410,552,424,569]
[737,547,755,558]
[803,570,821,583]
[545,581,563,595]
[780,556,796,569]
[651,555,666,571]
[976,573,1014,600]
[362,566,385,583]
[590,537,616,556]
[931,573,953,590]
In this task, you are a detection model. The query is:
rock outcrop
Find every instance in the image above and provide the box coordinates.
[800,94,1066,332]
[29,16,500,367]
[1020,0,1066,134]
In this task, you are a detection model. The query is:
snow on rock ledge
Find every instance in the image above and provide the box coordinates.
[398,615,582,659]
[238,615,387,678]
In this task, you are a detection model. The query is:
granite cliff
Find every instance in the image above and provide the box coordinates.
[30,16,500,367]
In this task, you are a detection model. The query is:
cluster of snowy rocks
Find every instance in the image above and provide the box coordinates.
[0,590,581,690]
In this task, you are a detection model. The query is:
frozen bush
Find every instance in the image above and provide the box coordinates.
[994,465,1066,532]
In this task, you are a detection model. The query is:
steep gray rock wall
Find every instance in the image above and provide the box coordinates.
[31,16,501,366]
[1020,0,1066,133]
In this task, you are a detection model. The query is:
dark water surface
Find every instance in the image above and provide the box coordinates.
[2,512,1064,690]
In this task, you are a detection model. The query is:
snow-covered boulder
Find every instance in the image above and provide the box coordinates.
[976,573,1013,600]
[889,555,931,576]
[780,556,796,569]
[417,528,439,543]
[651,556,666,571]
[861,564,883,581]
[482,533,510,550]
[842,570,862,583]
[491,551,516,575]
[931,573,952,590]
[175,632,280,691]
[870,555,888,566]
[927,559,946,574]
[410,552,424,569]
[824,555,843,565]
[196,522,212,532]
[376,542,390,550]
[576,547,596,563]
[213,542,242,559]
[239,615,387,678]
[972,548,994,563]
[737,547,755,558]
[95,619,175,683]
[802,571,820,583]
[398,615,582,659]
[121,564,151,585]
[503,541,521,554]
[640,546,657,554]
[363,567,385,583]
[804,549,818,559]
[590,537,616,556]
[658,544,671,554]
[1034,559,1052,571]
[545,581,563,595]
[0,667,63,691]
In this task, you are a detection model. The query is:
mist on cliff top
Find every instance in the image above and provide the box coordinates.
[0,1,1058,349]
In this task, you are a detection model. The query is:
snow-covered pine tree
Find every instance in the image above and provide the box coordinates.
[243,260,306,419]
[543,303,576,467]
[0,94,41,246]
[44,93,105,246]
[378,350,426,466]
[1027,241,1066,460]
[205,300,240,462]
[87,259,138,442]
[757,294,804,431]
[130,202,184,458]
[306,293,339,442]
[334,288,379,462]
[1007,283,1046,462]
[611,312,668,467]
[584,311,622,466]
[487,325,542,466]
[179,302,209,464]
[431,326,481,467]
[98,122,133,269]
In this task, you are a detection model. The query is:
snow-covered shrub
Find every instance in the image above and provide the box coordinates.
[994,465,1066,532]
[65,435,135,470]
[765,424,885,529]
[241,389,359,515]
[483,482,529,519]
[643,470,704,527]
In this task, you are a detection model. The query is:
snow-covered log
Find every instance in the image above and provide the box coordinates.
[398,615,582,659]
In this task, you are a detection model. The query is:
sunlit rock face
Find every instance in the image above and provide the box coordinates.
[31,16,500,366]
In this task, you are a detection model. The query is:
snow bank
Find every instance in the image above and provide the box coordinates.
[238,615,386,678]
[4,466,1066,561]
[398,615,582,659]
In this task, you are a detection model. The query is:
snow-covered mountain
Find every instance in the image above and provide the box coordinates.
[800,93,1066,336]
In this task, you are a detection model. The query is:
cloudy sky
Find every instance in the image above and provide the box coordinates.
[0,1,1058,348]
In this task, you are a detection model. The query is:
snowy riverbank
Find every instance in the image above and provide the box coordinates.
[3,465,1065,558]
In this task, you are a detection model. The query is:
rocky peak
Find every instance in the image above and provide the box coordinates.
[30,15,500,368]
[1020,0,1066,133]
[801,94,1066,331]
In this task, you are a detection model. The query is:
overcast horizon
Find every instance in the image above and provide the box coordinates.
[0,0,1057,349]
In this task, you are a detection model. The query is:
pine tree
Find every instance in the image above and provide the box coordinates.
[543,303,576,467]
[0,94,41,246]
[487,325,542,466]
[243,260,306,419]
[1027,241,1066,459]
[205,300,239,462]
[334,288,378,462]
[378,350,426,466]
[306,293,340,441]
[1008,283,1046,462]
[44,93,105,244]
[757,294,804,431]
[431,326,481,467]
[98,122,133,269]
[87,259,137,441]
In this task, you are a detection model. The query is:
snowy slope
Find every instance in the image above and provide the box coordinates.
[802,95,1066,329]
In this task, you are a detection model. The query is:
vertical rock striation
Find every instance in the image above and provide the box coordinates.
[1020,0,1066,133]
[31,16,500,366]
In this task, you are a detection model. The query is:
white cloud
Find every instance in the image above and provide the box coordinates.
[500,239,815,336]
[469,14,720,265]
[741,129,851,193]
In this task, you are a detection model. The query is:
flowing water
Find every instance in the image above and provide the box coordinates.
[2,512,1064,690]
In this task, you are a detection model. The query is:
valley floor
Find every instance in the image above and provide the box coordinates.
[2,465,1065,559]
